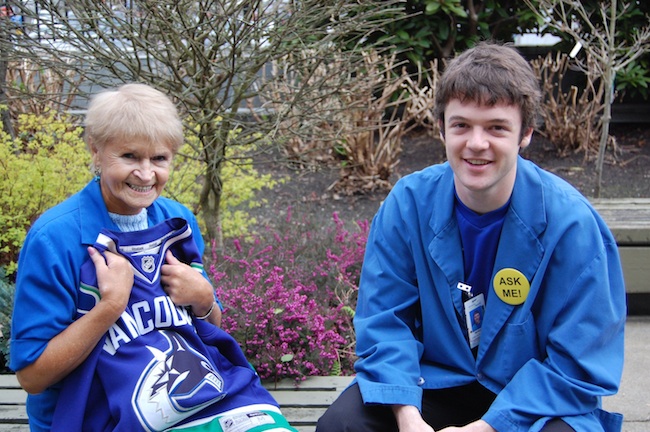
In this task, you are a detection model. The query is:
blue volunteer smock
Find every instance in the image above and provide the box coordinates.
[353,157,626,431]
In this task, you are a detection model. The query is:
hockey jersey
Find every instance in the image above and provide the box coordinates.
[51,218,294,432]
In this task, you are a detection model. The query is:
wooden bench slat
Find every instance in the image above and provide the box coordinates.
[274,407,327,425]
[619,246,650,294]
[268,390,343,407]
[0,377,20,390]
[0,406,28,422]
[0,426,29,431]
[0,391,25,406]
[263,376,352,391]
[591,199,650,244]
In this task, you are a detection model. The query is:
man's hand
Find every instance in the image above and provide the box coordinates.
[439,420,496,432]
[393,405,435,432]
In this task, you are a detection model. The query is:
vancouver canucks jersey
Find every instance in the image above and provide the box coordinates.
[51,218,291,431]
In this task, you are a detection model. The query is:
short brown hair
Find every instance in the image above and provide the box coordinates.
[433,42,541,133]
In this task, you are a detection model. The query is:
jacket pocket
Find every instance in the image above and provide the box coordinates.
[498,312,540,379]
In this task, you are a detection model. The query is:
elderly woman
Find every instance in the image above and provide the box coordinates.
[11,83,295,431]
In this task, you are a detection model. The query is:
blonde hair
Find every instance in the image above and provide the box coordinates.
[85,83,184,153]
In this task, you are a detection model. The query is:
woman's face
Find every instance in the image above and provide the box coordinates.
[92,137,174,215]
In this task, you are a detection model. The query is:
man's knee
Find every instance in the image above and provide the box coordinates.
[315,386,359,432]
[316,383,396,432]
[541,419,575,432]
[316,406,350,432]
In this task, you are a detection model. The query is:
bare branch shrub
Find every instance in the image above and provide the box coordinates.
[531,51,614,158]
[525,0,650,196]
[4,0,403,243]
[332,52,413,194]
[402,60,441,138]
[263,50,420,195]
[5,59,82,119]
[262,49,350,169]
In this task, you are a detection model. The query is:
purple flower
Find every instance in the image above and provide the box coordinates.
[211,211,368,382]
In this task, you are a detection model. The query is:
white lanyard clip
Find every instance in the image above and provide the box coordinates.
[457,282,473,297]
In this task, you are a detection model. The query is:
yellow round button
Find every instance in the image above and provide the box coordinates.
[493,268,530,305]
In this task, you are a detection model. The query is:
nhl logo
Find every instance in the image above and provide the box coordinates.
[141,256,155,273]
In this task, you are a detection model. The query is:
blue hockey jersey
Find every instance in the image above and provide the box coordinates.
[51,218,293,432]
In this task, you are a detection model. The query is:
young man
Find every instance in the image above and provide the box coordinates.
[316,42,626,431]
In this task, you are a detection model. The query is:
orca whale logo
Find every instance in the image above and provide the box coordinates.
[132,331,226,431]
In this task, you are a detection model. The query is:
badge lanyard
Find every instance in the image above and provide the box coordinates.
[457,282,485,350]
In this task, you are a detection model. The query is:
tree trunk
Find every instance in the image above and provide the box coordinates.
[594,72,613,198]
[594,0,617,198]
[199,169,223,250]
[0,41,16,138]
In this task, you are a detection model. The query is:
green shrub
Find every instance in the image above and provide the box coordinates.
[0,267,14,372]
[363,0,540,70]
[1,110,278,272]
[0,109,90,273]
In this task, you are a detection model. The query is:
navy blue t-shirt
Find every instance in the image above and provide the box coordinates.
[455,194,510,299]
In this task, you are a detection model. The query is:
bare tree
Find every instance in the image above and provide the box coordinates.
[3,0,402,242]
[524,0,650,197]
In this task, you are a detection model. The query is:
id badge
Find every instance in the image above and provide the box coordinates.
[464,293,485,349]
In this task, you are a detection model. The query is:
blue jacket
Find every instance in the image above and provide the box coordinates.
[353,157,626,431]
[10,180,206,431]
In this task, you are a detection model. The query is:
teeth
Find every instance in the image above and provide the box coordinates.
[468,159,489,165]
[129,184,153,193]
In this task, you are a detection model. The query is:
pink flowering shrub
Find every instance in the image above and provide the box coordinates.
[209,209,369,382]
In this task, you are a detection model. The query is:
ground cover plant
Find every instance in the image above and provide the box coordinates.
[210,209,368,383]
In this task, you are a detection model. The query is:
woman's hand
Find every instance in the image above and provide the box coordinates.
[161,250,221,327]
[92,247,133,319]
[16,247,133,394]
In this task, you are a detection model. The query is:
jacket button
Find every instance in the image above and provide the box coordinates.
[417,377,425,386]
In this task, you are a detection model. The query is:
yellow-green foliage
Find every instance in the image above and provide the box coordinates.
[0,111,277,273]
[0,110,91,273]
[165,123,279,239]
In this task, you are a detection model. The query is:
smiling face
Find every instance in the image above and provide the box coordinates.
[443,99,533,213]
[92,137,174,215]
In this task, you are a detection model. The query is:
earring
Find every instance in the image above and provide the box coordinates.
[93,166,101,181]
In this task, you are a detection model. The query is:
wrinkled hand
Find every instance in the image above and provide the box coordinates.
[88,246,133,319]
[439,420,496,432]
[161,250,214,315]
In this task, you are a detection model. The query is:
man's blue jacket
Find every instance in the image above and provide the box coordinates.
[353,157,626,431]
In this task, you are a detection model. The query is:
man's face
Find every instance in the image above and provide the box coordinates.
[442,99,533,213]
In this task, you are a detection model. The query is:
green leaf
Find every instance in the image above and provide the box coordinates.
[447,5,468,18]
[425,3,440,15]
[396,29,410,41]
[280,354,294,363]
